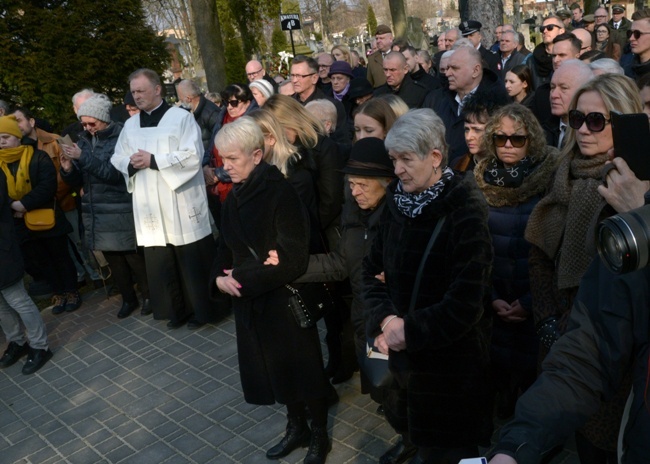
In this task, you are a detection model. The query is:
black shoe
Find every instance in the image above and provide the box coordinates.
[166,314,191,329]
[64,291,82,312]
[140,299,152,316]
[303,425,331,464]
[380,437,418,464]
[51,294,67,315]
[117,301,139,319]
[187,319,205,330]
[0,342,30,368]
[266,416,311,460]
[376,405,385,416]
[22,348,53,375]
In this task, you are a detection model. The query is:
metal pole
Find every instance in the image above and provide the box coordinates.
[290,30,296,57]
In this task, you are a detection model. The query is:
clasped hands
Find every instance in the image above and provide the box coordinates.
[216,249,281,297]
[129,149,152,170]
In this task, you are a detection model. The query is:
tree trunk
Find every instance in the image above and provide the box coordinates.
[466,0,502,47]
[388,0,407,39]
[584,0,599,18]
[190,0,227,92]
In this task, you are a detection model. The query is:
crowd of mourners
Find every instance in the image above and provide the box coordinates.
[2,3,650,464]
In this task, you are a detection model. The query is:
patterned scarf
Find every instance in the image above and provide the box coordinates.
[483,156,538,188]
[393,167,454,218]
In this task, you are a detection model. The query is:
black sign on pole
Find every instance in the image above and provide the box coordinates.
[280,14,301,57]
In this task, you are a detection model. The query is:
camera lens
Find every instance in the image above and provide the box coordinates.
[597,205,650,274]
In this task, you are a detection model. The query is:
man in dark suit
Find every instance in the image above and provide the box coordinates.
[366,24,393,88]
[373,52,428,109]
[497,30,526,81]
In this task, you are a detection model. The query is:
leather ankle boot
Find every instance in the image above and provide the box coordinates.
[303,425,331,464]
[266,415,310,459]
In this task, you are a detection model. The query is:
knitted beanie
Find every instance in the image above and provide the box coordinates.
[0,115,23,139]
[249,79,274,99]
[77,94,112,123]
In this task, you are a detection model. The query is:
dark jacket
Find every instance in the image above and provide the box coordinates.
[526,43,554,90]
[192,95,221,151]
[59,122,137,252]
[497,49,526,81]
[210,162,329,405]
[202,101,259,166]
[410,67,442,92]
[493,257,650,464]
[623,54,650,82]
[9,142,72,242]
[479,45,500,75]
[362,172,493,447]
[0,172,24,290]
[423,69,509,164]
[373,74,428,109]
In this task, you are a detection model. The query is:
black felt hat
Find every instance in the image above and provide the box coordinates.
[341,137,396,178]
[348,78,373,99]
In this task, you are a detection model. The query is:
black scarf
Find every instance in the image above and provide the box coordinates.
[532,44,554,78]
[483,157,539,188]
[393,167,454,218]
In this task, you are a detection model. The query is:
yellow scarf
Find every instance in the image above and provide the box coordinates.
[0,145,34,200]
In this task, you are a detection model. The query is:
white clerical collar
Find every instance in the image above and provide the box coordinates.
[145,100,164,115]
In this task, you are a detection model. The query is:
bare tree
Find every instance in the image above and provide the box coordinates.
[191,0,227,91]
[389,0,407,38]
[465,0,502,47]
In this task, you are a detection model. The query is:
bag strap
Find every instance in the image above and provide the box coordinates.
[408,217,446,312]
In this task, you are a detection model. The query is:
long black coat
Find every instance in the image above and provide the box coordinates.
[210,162,329,405]
[60,123,137,252]
[192,95,221,151]
[0,172,24,290]
[362,172,493,448]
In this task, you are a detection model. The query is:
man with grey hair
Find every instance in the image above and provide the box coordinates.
[305,99,337,135]
[433,28,461,72]
[498,30,525,80]
[61,88,95,142]
[424,46,508,163]
[373,51,428,108]
[589,58,624,76]
[175,79,220,150]
[111,68,218,330]
[547,59,594,147]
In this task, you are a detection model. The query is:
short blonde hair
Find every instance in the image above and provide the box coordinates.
[214,116,264,156]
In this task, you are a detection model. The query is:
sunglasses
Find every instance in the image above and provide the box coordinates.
[226,99,241,108]
[627,29,650,40]
[539,24,561,32]
[493,133,528,148]
[568,110,611,132]
[81,121,97,128]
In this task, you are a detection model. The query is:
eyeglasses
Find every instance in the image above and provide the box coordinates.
[627,29,650,40]
[594,15,608,19]
[318,64,331,69]
[568,110,611,132]
[596,29,608,34]
[81,121,97,128]
[226,99,241,108]
[246,68,263,77]
[493,133,528,148]
[289,72,316,80]
[539,24,561,32]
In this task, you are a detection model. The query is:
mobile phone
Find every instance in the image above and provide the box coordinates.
[611,111,650,180]
[458,459,488,464]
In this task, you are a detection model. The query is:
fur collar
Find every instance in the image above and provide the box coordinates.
[474,145,560,207]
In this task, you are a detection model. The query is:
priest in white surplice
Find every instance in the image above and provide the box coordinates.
[111,68,219,329]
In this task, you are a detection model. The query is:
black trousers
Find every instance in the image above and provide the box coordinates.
[143,235,218,324]
[103,249,149,304]
[22,235,77,294]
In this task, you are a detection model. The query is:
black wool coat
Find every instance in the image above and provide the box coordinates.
[0,172,25,290]
[60,123,137,252]
[362,171,494,448]
[210,162,329,405]
[192,95,221,151]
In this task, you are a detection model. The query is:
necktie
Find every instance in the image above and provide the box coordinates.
[558,124,566,148]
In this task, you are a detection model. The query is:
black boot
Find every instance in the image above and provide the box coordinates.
[380,436,417,464]
[303,425,331,464]
[266,415,311,459]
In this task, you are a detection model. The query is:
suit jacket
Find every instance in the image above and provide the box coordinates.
[366,50,386,88]
[479,45,500,75]
[373,74,429,109]
[497,50,526,81]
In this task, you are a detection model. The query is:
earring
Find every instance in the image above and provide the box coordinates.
[434,166,438,174]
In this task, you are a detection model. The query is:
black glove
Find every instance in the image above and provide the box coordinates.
[536,316,560,350]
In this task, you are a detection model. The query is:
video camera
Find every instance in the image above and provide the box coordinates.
[598,205,650,274]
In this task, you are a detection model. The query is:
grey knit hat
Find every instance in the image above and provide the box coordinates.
[249,79,274,99]
[77,94,112,123]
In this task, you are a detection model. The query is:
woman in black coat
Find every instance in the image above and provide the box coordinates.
[210,117,332,464]
[0,115,78,315]
[474,104,559,418]
[60,94,149,319]
[363,109,493,464]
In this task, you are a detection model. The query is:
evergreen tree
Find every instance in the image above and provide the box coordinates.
[0,0,168,129]
[367,5,378,36]
[272,28,290,55]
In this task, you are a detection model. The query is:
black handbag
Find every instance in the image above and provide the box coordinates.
[358,217,446,389]
[286,282,335,329]
[246,246,333,329]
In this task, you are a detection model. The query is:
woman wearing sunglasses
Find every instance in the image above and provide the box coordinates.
[523,74,643,463]
[474,104,559,419]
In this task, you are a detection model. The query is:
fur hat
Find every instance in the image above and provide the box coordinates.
[249,79,274,99]
[0,115,23,139]
[77,94,112,123]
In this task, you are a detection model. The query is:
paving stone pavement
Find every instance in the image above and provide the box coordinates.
[0,289,580,464]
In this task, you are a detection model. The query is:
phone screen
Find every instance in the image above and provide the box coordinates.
[611,111,650,180]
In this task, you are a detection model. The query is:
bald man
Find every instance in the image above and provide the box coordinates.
[372,51,428,108]
[423,46,508,163]
[244,60,278,92]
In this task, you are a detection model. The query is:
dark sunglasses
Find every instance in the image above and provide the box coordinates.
[493,133,528,148]
[539,24,561,32]
[568,110,611,132]
[627,29,650,40]
[226,99,241,108]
